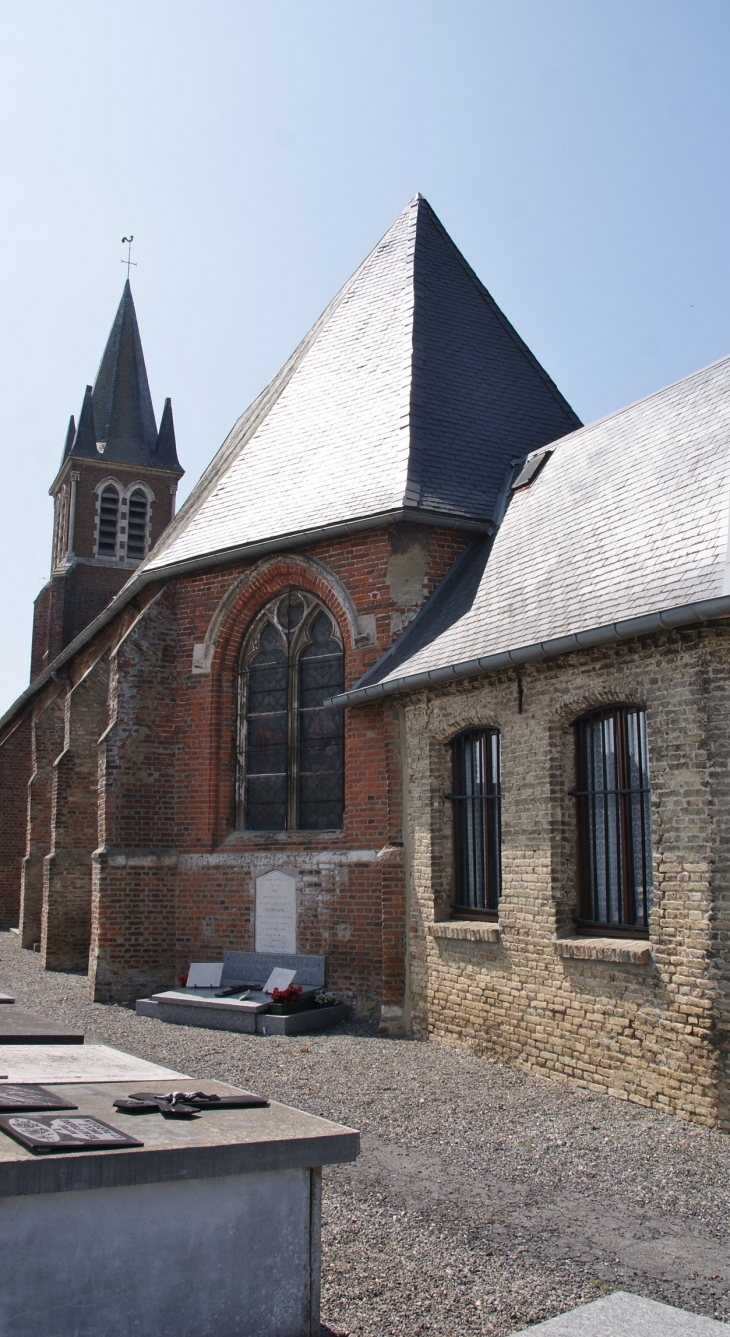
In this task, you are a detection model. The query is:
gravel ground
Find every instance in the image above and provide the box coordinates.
[2,930,730,1335]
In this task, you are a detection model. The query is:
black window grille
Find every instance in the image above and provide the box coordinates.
[97,486,119,555]
[126,489,148,560]
[449,728,501,918]
[239,591,344,831]
[572,705,653,935]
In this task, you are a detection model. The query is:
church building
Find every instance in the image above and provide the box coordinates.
[1,195,729,1129]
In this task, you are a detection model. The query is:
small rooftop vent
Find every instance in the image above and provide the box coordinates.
[511,448,553,490]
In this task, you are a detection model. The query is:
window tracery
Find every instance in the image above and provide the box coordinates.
[238,590,345,831]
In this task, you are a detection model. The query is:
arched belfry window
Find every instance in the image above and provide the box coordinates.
[97,485,120,556]
[238,591,345,831]
[126,488,149,560]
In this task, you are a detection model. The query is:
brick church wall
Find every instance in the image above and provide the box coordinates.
[90,590,179,1002]
[0,714,32,928]
[402,621,730,1129]
[41,654,110,972]
[19,688,66,948]
[166,523,465,1021]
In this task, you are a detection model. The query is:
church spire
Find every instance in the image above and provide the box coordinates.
[65,279,179,472]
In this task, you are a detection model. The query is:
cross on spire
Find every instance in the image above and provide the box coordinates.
[121,235,136,280]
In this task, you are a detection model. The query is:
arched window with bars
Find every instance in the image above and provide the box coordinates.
[572,704,653,934]
[238,591,345,831]
[97,485,120,556]
[448,728,502,918]
[126,488,149,560]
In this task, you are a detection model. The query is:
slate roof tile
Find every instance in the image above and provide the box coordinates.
[353,354,730,695]
[144,195,578,573]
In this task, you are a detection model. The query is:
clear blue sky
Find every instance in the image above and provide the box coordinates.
[1,0,728,707]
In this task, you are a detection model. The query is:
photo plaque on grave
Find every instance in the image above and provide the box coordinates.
[255,870,297,954]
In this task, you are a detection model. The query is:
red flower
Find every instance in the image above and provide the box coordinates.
[271,984,303,1003]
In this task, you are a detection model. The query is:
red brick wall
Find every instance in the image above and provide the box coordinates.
[0,715,32,928]
[14,520,469,1016]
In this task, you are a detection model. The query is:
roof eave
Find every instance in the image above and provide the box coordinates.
[326,596,730,708]
[0,505,494,737]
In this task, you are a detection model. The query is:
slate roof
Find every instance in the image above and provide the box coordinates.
[61,280,182,475]
[144,194,579,574]
[340,353,730,703]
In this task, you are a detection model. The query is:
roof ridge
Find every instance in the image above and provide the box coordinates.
[416,197,582,433]
[544,350,730,455]
[144,198,422,570]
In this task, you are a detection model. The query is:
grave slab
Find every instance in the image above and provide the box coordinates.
[0,1071,358,1337]
[0,1044,185,1084]
[0,1006,83,1044]
[223,950,326,989]
[0,993,14,1004]
[514,1291,730,1335]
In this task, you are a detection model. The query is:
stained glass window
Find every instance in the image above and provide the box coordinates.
[238,592,344,830]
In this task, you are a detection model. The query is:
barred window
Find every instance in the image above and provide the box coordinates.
[572,705,653,935]
[97,485,120,556]
[449,728,501,918]
[126,488,149,560]
[238,591,344,831]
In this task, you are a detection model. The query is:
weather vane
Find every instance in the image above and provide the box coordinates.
[121,236,136,280]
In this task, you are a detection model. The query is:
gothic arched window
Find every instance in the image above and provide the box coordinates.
[97,485,120,556]
[126,488,149,560]
[238,591,345,831]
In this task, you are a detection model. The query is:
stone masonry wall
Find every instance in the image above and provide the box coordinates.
[404,623,730,1128]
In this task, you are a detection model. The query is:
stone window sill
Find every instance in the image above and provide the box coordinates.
[554,935,652,965]
[428,921,500,944]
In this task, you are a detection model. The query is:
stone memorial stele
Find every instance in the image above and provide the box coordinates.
[255,870,297,954]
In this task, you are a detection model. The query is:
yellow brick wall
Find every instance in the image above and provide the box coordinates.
[403,623,730,1128]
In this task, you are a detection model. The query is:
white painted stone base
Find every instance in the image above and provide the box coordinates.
[0,1166,321,1337]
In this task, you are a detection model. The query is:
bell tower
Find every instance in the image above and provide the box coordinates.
[30,281,183,681]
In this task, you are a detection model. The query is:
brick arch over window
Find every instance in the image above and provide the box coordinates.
[237,589,345,831]
[191,553,372,675]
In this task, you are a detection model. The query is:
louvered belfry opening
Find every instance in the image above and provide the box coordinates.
[238,590,345,831]
[97,486,120,556]
[126,488,148,560]
[572,705,653,935]
[449,728,502,918]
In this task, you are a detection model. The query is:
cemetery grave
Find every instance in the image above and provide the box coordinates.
[3,928,730,1337]
[0,1042,357,1336]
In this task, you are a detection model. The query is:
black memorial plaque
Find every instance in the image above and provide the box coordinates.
[0,1084,78,1112]
[0,1114,143,1153]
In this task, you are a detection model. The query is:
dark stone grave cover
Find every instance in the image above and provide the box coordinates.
[0,1114,143,1153]
[0,1085,78,1112]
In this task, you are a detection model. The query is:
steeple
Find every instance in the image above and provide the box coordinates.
[64,280,182,473]
[34,281,184,682]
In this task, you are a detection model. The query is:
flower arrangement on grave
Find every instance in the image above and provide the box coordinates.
[269,983,304,1015]
[176,973,189,988]
[314,989,339,1008]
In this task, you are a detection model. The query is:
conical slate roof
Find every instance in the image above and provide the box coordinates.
[64,281,182,473]
[145,195,579,574]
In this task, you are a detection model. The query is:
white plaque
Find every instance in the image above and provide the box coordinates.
[255,871,297,954]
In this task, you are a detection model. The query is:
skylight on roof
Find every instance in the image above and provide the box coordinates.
[511,449,553,490]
